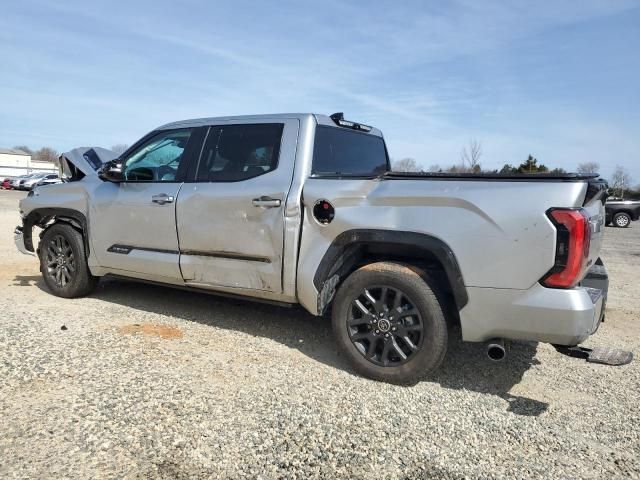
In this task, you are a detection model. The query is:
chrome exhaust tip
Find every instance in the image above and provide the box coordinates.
[487,339,506,361]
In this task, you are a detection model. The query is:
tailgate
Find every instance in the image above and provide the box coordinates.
[582,180,607,272]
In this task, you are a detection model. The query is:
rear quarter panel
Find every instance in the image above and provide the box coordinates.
[298,177,590,314]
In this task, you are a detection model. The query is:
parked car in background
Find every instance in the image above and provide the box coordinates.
[14,173,57,190]
[605,198,640,228]
[10,174,32,189]
[20,173,49,190]
[1,177,15,189]
[32,174,61,189]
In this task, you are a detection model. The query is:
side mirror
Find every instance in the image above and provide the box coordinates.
[98,159,124,182]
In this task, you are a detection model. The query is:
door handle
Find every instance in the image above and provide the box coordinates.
[252,196,281,208]
[152,194,174,205]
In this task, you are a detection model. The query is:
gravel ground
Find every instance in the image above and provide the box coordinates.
[0,189,638,479]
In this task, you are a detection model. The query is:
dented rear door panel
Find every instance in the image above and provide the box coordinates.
[176,119,299,293]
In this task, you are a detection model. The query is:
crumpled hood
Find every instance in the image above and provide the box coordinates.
[59,147,118,179]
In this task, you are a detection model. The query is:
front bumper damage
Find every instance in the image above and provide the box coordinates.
[14,226,35,256]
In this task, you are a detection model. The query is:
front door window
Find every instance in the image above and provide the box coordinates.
[122,129,192,182]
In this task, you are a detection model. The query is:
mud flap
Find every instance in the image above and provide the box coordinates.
[554,344,633,366]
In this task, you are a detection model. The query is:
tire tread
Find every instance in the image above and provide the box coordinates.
[331,261,448,385]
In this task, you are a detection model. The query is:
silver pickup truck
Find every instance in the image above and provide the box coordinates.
[15,113,611,383]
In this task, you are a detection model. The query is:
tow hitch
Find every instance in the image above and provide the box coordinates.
[553,344,633,366]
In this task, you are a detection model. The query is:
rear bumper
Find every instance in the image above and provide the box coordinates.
[460,263,608,346]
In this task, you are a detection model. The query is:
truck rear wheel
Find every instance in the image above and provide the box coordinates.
[39,223,98,298]
[613,212,631,228]
[332,262,448,385]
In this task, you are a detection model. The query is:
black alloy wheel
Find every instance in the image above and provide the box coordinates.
[332,262,448,384]
[347,286,424,366]
[44,234,77,287]
[39,223,98,298]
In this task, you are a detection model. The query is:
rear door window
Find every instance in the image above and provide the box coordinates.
[312,126,389,176]
[196,124,284,182]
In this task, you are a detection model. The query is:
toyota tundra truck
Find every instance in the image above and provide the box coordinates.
[15,113,613,383]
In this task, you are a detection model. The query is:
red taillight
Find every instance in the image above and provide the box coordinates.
[541,208,591,288]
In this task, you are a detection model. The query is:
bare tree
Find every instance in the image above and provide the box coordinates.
[110,144,129,155]
[460,140,482,172]
[427,164,442,173]
[12,145,33,155]
[610,165,632,199]
[392,158,422,172]
[577,161,600,174]
[33,147,59,164]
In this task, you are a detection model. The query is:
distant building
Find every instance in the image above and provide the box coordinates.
[0,148,57,177]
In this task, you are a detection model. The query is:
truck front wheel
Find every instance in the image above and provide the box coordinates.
[38,223,98,298]
[331,262,448,385]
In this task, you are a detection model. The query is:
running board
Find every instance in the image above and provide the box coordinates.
[553,345,633,366]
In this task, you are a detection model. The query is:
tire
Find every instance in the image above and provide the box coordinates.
[613,212,631,228]
[38,223,98,298]
[332,262,448,385]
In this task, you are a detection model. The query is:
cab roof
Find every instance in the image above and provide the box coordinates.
[156,113,384,137]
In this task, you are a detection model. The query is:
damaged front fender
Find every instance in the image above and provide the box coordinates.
[16,145,112,257]
[18,208,90,255]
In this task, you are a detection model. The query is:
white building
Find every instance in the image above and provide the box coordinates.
[0,148,58,177]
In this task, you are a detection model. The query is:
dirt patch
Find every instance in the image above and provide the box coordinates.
[118,323,183,340]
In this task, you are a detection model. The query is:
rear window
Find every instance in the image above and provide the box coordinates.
[312,126,389,176]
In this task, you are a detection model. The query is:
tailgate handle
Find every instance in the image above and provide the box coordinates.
[252,197,281,208]
[151,194,174,205]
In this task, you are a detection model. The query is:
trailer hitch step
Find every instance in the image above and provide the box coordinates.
[553,345,633,366]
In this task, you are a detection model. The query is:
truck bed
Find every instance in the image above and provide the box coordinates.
[383,171,600,181]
